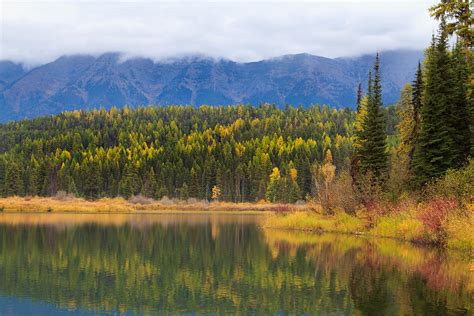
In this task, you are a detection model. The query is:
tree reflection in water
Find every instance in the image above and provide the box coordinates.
[0,214,471,315]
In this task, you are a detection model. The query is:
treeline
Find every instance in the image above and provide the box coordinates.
[0,105,363,202]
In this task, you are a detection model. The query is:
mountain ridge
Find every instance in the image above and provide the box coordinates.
[0,50,423,122]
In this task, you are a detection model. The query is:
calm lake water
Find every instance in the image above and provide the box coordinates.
[0,213,472,315]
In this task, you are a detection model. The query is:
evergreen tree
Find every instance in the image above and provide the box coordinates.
[410,61,424,171]
[414,23,457,186]
[143,168,159,199]
[68,176,78,196]
[449,40,471,165]
[83,159,101,199]
[26,159,41,196]
[356,81,363,112]
[4,161,23,196]
[119,163,141,198]
[359,54,388,182]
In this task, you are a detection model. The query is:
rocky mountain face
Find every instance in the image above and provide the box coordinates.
[0,50,423,122]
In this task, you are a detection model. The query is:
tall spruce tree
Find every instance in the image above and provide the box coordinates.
[449,40,472,166]
[359,54,388,181]
[408,62,424,173]
[413,23,455,186]
[356,82,363,112]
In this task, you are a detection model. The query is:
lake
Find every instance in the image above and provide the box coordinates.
[0,213,472,315]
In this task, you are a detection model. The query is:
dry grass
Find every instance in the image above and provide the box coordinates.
[264,211,365,234]
[0,196,132,213]
[0,196,307,214]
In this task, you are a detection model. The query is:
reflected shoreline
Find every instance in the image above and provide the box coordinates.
[0,212,266,227]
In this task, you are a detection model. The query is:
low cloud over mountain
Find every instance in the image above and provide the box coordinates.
[0,50,423,122]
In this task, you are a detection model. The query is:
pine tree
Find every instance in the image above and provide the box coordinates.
[413,23,455,186]
[410,61,424,171]
[449,40,471,166]
[83,159,101,199]
[356,81,363,112]
[143,168,159,199]
[27,159,41,196]
[119,163,141,198]
[4,161,23,196]
[68,176,78,196]
[359,54,388,182]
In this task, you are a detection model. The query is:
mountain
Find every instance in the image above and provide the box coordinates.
[0,61,26,91]
[0,50,423,122]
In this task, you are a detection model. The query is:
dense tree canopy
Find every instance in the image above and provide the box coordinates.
[0,104,359,202]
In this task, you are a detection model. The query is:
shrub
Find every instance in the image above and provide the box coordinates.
[295,200,306,206]
[364,200,385,228]
[417,197,458,246]
[425,159,473,207]
[128,194,154,205]
[53,191,75,201]
[159,196,173,205]
[332,171,359,215]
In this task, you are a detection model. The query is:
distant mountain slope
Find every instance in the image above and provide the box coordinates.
[0,61,26,91]
[0,50,423,122]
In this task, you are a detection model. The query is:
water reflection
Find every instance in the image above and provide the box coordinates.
[0,213,472,315]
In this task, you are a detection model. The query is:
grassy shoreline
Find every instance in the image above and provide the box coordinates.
[263,209,474,256]
[0,196,302,214]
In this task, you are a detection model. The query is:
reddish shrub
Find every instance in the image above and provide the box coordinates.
[364,200,385,228]
[417,197,458,246]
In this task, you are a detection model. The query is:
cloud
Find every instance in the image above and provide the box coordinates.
[0,0,438,66]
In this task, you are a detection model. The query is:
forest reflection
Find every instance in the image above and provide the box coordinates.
[0,213,472,315]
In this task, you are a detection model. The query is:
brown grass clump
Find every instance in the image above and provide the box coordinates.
[128,194,154,205]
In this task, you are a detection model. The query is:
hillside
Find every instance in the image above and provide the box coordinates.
[0,50,423,122]
[0,105,355,201]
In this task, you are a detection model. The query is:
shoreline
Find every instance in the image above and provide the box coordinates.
[263,211,474,256]
[0,196,302,214]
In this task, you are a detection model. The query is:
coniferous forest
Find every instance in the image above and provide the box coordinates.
[0,105,358,202]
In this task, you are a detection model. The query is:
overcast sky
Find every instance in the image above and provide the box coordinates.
[1,0,438,66]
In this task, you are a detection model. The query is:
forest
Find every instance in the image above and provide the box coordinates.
[0,104,364,202]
